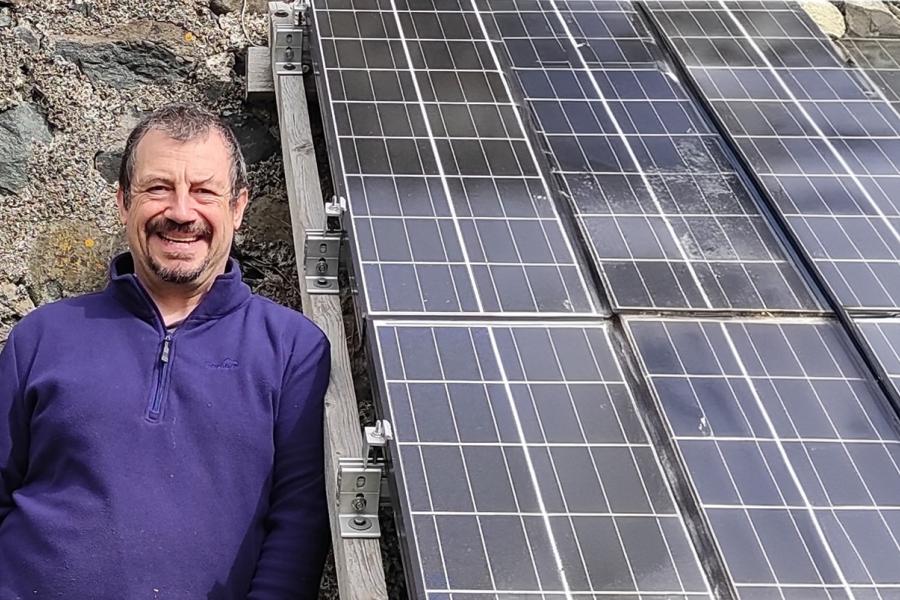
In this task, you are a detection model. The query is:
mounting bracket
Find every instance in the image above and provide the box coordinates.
[272,22,303,75]
[337,420,393,538]
[303,196,346,294]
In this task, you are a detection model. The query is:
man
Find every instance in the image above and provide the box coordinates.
[0,103,331,598]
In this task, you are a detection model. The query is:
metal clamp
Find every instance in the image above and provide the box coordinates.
[304,231,340,293]
[273,23,303,75]
[337,420,393,538]
[303,196,346,295]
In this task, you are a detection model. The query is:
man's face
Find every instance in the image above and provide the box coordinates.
[116,128,248,290]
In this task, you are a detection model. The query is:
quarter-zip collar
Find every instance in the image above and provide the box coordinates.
[106,252,251,331]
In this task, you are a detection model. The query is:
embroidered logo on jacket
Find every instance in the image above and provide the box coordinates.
[206,358,239,370]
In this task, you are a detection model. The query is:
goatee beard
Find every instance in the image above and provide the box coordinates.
[147,254,211,284]
[145,217,212,284]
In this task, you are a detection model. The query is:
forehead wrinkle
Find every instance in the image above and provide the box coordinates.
[190,174,225,187]
[135,174,175,187]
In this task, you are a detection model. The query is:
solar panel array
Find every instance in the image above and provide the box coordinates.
[307,0,900,598]
[482,0,820,312]
[648,1,900,312]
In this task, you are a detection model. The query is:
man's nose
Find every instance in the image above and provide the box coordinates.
[166,186,196,223]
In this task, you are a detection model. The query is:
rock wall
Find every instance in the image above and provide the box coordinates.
[803,0,900,37]
[0,0,293,347]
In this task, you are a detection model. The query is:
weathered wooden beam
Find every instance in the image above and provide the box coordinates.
[245,46,274,101]
[268,4,389,599]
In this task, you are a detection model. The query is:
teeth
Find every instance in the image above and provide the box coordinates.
[160,234,199,243]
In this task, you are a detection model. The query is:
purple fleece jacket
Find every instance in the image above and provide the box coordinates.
[0,254,331,598]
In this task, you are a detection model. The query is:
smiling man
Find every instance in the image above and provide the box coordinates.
[0,104,331,598]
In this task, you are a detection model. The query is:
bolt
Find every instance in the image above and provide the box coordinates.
[285,47,294,61]
[351,494,367,512]
[302,63,311,74]
[356,476,366,488]
[275,9,288,16]
[351,516,371,530]
[283,63,296,71]
[316,258,328,275]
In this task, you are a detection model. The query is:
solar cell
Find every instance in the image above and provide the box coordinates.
[840,37,900,115]
[313,0,603,316]
[374,320,712,598]
[857,319,900,396]
[628,316,900,599]
[648,0,900,311]
[480,0,819,312]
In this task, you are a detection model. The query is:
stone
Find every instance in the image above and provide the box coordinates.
[55,39,193,89]
[224,112,278,164]
[70,0,91,17]
[210,0,267,14]
[28,220,122,303]
[14,25,40,51]
[0,280,35,318]
[0,103,51,194]
[209,0,240,14]
[0,8,12,28]
[800,0,848,37]
[204,52,234,82]
[888,1,900,19]
[94,150,123,185]
[845,0,900,36]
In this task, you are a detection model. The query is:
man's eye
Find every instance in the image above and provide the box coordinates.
[148,186,168,193]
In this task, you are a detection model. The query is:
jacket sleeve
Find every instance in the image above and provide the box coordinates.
[249,328,331,599]
[0,329,29,525]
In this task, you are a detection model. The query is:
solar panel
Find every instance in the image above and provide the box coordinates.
[479,0,819,312]
[857,319,900,395]
[374,320,712,598]
[648,0,900,312]
[313,0,603,316]
[627,316,900,599]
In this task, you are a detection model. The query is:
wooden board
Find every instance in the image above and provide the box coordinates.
[268,4,389,599]
[245,46,274,100]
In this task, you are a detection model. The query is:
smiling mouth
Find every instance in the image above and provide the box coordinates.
[157,233,203,244]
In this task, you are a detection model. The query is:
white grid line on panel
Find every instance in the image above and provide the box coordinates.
[507,325,643,593]
[541,0,714,309]
[629,316,900,595]
[484,324,574,598]
[467,0,600,315]
[488,5,817,311]
[376,321,713,597]
[713,2,900,267]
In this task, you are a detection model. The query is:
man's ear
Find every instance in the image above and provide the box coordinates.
[116,188,128,224]
[232,188,249,230]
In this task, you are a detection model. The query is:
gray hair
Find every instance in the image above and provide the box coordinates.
[118,103,249,207]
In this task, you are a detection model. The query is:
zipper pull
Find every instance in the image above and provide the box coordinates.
[161,335,172,363]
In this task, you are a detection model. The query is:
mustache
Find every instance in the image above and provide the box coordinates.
[145,217,211,239]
